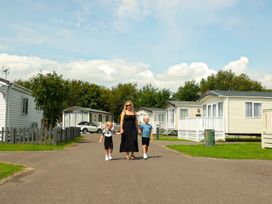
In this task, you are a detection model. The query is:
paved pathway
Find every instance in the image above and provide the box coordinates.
[0,134,272,204]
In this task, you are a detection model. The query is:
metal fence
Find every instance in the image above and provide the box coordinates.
[0,127,81,145]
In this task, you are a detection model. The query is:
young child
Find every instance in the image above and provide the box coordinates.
[99,121,114,161]
[139,115,153,160]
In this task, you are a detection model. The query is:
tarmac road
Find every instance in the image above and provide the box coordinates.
[0,134,272,204]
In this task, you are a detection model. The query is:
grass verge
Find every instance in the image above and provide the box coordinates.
[155,136,190,142]
[225,137,261,142]
[0,136,85,151]
[167,142,272,160]
[0,163,24,180]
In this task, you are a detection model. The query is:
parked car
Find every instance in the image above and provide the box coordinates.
[77,121,103,134]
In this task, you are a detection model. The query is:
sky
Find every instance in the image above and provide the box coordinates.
[0,0,272,90]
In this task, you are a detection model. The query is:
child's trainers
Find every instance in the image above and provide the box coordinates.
[105,155,109,161]
[143,153,148,160]
[108,155,112,160]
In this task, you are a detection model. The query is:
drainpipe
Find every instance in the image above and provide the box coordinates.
[4,84,10,128]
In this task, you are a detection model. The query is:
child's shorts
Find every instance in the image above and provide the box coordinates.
[142,137,150,146]
[104,137,113,149]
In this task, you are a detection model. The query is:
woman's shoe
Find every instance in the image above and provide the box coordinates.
[125,155,130,160]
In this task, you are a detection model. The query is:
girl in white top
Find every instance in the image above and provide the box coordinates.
[99,121,114,161]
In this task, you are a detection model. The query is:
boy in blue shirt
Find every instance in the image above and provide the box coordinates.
[139,115,153,159]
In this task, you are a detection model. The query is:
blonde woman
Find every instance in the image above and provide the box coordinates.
[119,100,139,160]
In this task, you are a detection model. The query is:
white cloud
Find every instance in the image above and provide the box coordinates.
[116,0,238,21]
[223,56,249,74]
[0,53,271,91]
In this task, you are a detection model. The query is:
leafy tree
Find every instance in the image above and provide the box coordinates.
[232,73,263,91]
[135,84,158,108]
[173,80,200,101]
[200,70,263,94]
[109,83,138,122]
[135,84,171,108]
[14,79,32,89]
[64,80,83,108]
[30,72,67,128]
[78,82,103,109]
[154,88,172,108]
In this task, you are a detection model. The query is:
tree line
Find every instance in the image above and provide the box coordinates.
[15,70,269,128]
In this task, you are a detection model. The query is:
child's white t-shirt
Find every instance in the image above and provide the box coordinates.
[102,130,114,137]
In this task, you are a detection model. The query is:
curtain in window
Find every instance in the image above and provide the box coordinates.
[254,103,261,117]
[203,105,207,117]
[218,102,223,117]
[157,114,164,122]
[208,105,211,117]
[245,102,252,117]
[170,109,174,123]
[212,104,216,117]
[180,109,188,119]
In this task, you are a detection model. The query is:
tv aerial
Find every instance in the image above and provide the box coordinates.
[1,66,10,80]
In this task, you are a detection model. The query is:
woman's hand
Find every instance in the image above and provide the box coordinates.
[119,129,124,135]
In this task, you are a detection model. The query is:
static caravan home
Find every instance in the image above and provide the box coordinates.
[62,106,113,128]
[179,90,272,142]
[165,101,202,131]
[136,107,166,132]
[0,78,43,129]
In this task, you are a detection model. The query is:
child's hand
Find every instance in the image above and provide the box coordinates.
[115,132,121,135]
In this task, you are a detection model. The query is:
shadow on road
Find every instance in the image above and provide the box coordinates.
[110,155,162,161]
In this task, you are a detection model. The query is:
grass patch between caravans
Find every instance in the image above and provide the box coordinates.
[0,136,85,151]
[167,142,272,160]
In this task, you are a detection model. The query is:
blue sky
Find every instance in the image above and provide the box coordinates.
[0,0,272,90]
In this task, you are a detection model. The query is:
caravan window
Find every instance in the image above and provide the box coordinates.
[203,105,207,117]
[180,109,188,119]
[157,114,164,122]
[218,102,223,117]
[22,98,28,114]
[207,105,211,117]
[254,103,261,117]
[212,104,217,117]
[245,102,262,118]
[98,114,103,122]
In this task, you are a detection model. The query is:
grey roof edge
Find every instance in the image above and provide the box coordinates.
[0,77,11,85]
[63,106,112,114]
[136,107,165,112]
[167,100,202,107]
[0,77,32,95]
[199,90,272,101]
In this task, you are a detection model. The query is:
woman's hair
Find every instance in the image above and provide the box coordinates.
[122,100,134,115]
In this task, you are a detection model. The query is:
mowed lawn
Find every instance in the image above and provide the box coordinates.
[0,163,24,180]
[0,136,84,151]
[155,136,190,142]
[167,142,272,160]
